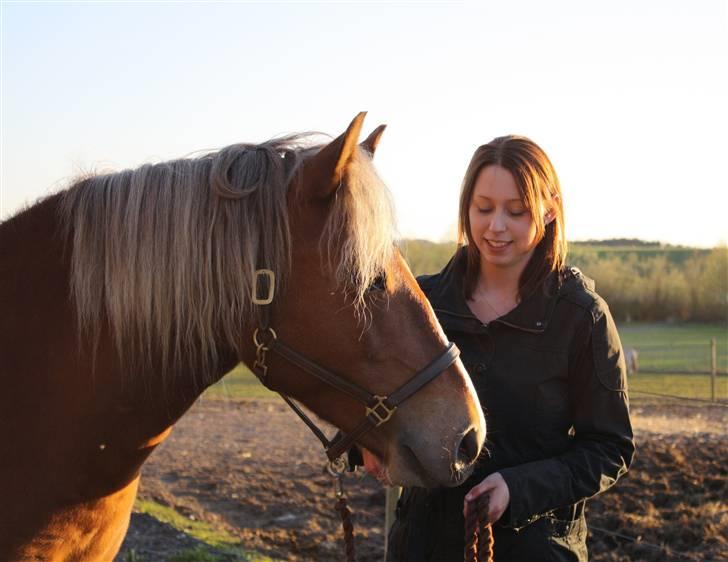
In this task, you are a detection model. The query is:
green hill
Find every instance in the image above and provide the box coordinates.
[399,239,727,323]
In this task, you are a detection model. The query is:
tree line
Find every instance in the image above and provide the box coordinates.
[400,240,727,323]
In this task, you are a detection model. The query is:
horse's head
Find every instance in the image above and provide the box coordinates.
[249,113,486,488]
[61,112,485,488]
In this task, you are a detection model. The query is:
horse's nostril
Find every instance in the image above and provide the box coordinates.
[457,428,480,466]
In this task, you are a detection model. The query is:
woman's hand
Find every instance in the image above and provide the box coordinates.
[463,472,510,523]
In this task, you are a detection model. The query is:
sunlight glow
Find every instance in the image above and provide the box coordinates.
[1,1,726,247]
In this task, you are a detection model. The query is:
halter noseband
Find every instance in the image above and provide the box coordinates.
[250,269,461,465]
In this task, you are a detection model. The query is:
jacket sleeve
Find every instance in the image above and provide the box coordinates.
[497,300,635,528]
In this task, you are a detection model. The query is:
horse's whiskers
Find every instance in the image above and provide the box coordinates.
[477,441,493,462]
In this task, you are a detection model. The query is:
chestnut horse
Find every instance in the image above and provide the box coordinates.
[0,113,485,561]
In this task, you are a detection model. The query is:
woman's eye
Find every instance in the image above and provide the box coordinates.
[509,210,527,217]
[477,207,492,213]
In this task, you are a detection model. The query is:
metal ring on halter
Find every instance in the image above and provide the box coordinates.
[327,456,348,477]
[327,457,348,499]
[253,327,278,350]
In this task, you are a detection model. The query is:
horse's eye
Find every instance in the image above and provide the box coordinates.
[368,273,387,293]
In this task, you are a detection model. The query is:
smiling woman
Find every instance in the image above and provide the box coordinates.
[460,135,567,311]
[386,135,634,562]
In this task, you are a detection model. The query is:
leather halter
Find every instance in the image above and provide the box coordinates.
[250,269,461,465]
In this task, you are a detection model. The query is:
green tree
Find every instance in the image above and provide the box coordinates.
[685,246,728,322]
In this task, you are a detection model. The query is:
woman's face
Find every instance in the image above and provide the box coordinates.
[468,164,540,273]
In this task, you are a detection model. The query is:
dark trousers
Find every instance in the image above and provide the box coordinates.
[387,488,588,562]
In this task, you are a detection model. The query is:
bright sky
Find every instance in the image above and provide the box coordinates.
[2,1,726,248]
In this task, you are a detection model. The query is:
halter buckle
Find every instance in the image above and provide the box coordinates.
[366,395,396,426]
[252,269,275,305]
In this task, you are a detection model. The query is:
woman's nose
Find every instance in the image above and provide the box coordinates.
[489,211,507,232]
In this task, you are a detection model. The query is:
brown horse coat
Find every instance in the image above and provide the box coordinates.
[0,114,485,560]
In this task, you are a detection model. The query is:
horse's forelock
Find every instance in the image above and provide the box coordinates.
[320,148,397,314]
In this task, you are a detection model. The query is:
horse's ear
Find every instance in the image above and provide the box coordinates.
[300,112,367,201]
[360,124,386,156]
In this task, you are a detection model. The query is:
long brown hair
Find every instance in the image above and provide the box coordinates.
[457,135,567,300]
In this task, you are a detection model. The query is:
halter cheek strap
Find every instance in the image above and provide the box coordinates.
[255,331,460,461]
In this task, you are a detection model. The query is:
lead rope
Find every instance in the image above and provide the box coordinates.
[330,458,494,562]
[328,460,357,562]
[464,493,494,562]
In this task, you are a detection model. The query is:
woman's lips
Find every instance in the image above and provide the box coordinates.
[484,239,512,252]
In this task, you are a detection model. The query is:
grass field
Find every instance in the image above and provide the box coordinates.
[627,372,727,401]
[204,363,276,400]
[206,323,728,402]
[618,323,728,401]
[129,499,280,562]
[618,322,727,372]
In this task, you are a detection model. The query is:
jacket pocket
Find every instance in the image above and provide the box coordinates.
[534,350,570,423]
[545,513,588,560]
[536,378,569,419]
[544,501,586,541]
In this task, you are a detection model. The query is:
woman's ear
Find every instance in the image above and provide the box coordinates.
[544,194,559,225]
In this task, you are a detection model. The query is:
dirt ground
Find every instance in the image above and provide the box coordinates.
[116,397,727,562]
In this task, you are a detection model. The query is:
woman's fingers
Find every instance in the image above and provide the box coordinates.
[465,475,496,501]
[463,472,510,522]
[463,480,494,517]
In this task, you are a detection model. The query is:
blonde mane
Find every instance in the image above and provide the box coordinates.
[61,136,396,385]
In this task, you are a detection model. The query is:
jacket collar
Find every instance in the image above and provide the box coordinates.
[422,247,563,334]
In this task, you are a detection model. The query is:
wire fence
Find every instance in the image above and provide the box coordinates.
[630,388,728,405]
[629,341,726,375]
[624,336,728,403]
[588,525,725,562]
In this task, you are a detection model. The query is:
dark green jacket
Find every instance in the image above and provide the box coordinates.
[387,249,635,562]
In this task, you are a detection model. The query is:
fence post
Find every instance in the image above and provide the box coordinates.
[711,338,717,403]
[384,486,401,561]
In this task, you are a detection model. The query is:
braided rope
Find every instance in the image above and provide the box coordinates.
[332,480,493,562]
[335,496,356,562]
[464,493,494,562]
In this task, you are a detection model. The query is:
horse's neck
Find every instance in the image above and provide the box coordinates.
[0,193,68,277]
[1,194,73,378]
[0,192,238,435]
